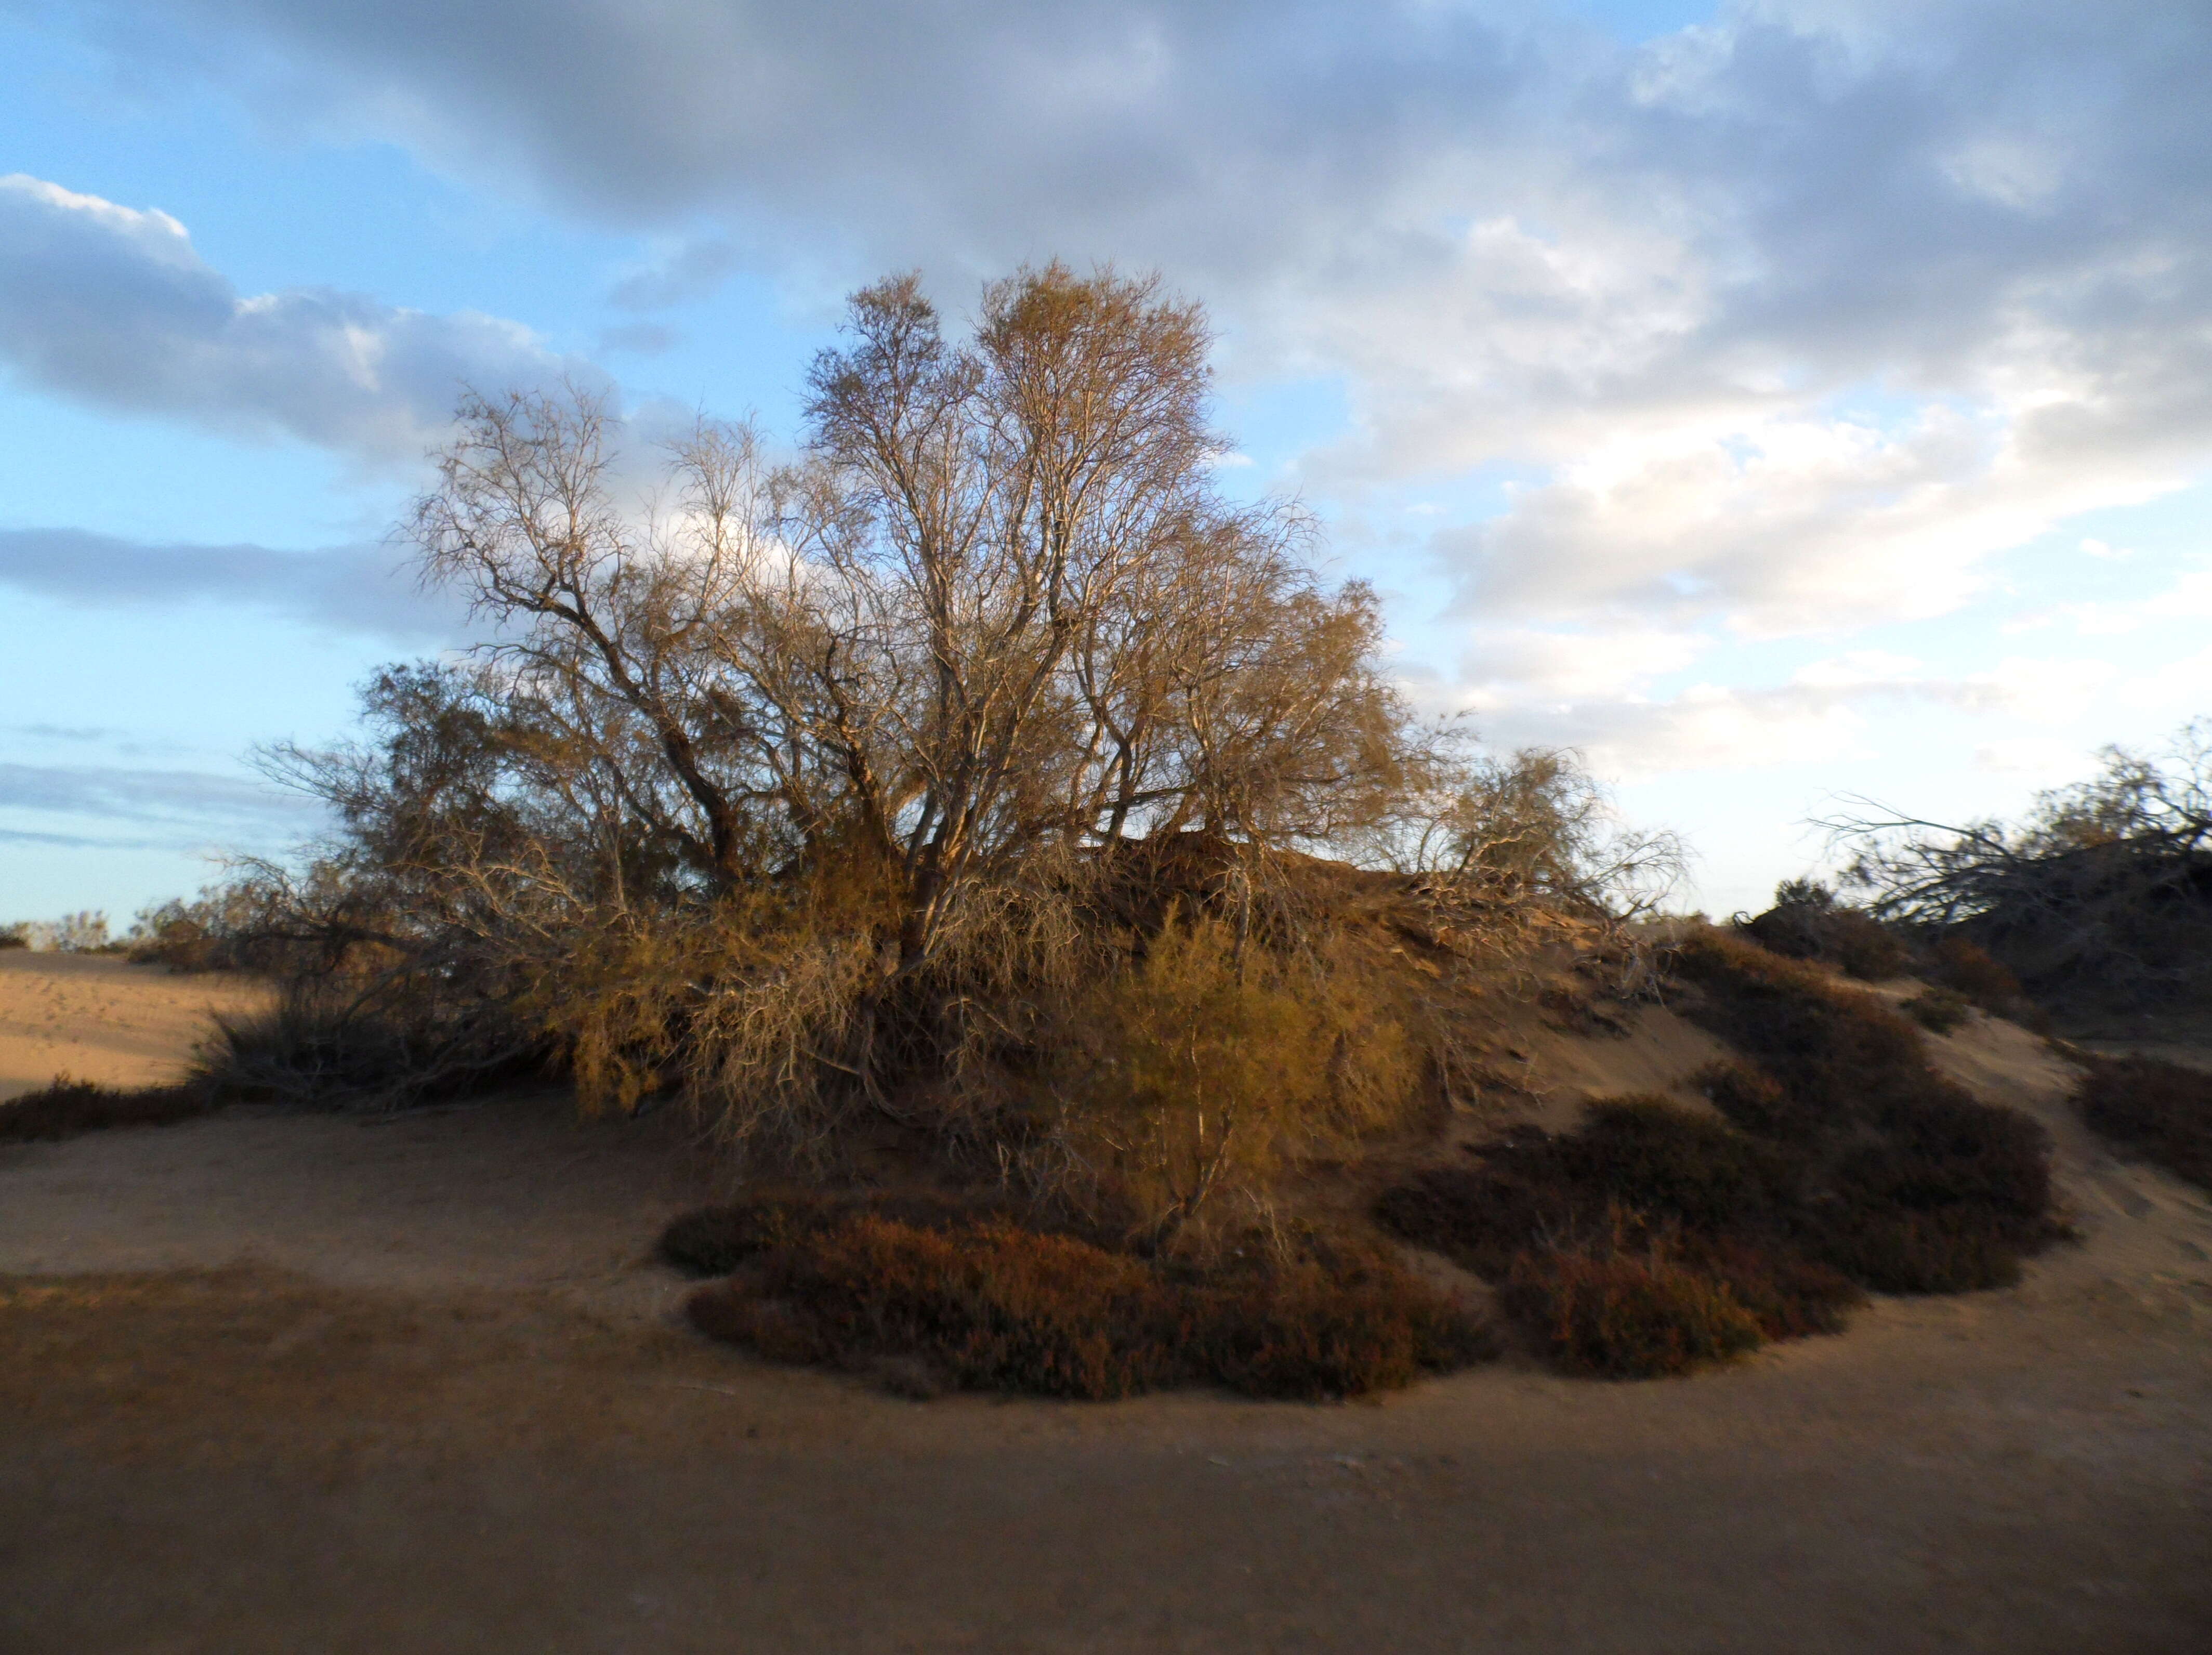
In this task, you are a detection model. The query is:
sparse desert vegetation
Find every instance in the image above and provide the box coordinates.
[23,268,2167,1403]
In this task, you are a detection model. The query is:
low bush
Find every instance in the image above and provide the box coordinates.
[0,1077,213,1144]
[1675,931,2061,1283]
[1377,924,2063,1376]
[1184,1250,1499,1398]
[1739,881,1913,981]
[2072,1054,2212,1193]
[1377,1099,1861,1372]
[1927,938,2024,1014]
[1805,1205,2026,1294]
[657,1189,1033,1277]
[1693,1241,1862,1339]
[1674,930,1941,1128]
[193,993,545,1113]
[1499,1244,1765,1379]
[1902,987,1972,1033]
[678,1205,1494,1401]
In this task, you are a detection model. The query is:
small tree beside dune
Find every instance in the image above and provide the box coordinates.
[184,262,1675,1240]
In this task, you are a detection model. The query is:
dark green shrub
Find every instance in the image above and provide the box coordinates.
[681,1213,1494,1401]
[1378,924,2063,1375]
[1690,1240,1862,1338]
[1560,1097,1800,1236]
[1903,987,1972,1033]
[0,1077,213,1144]
[1675,930,1945,1126]
[194,994,545,1112]
[1499,1245,1765,1378]
[1806,1207,2026,1294]
[1373,1098,1798,1276]
[1370,1161,1544,1279]
[2073,1054,2212,1193]
[1854,1090,2054,1221]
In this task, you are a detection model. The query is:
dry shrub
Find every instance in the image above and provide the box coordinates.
[1928,938,2024,1013]
[193,988,544,1112]
[1675,929,2061,1287]
[1673,930,1935,1134]
[0,1076,213,1144]
[2072,1053,2212,1193]
[680,1208,1493,1400]
[1375,1097,1863,1372]
[1739,881,1912,981]
[1035,913,1423,1238]
[1500,1244,1765,1379]
[1376,938,2062,1376]
[1692,1241,1861,1339]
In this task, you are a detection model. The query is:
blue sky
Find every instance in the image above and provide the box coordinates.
[3,0,2209,922]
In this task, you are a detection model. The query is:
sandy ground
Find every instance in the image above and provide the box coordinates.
[3,965,2210,1652]
[0,951,271,1100]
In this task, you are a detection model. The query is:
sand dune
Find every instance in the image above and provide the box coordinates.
[0,951,271,1101]
[2,956,2208,1653]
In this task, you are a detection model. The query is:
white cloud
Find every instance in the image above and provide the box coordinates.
[0,527,467,640]
[16,0,2212,789]
[0,172,591,460]
[2008,565,2212,638]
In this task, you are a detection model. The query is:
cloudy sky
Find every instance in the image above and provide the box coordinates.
[3,0,2209,921]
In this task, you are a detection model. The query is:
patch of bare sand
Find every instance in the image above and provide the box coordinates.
[3,957,2210,1652]
[1510,1001,1736,1127]
[0,951,271,1100]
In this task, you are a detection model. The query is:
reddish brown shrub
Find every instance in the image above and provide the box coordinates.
[657,1189,1032,1277]
[1674,930,1929,1129]
[1188,1250,1499,1398]
[681,1213,1493,1401]
[1929,938,2024,1012]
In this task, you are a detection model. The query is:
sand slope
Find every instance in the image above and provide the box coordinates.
[0,951,271,1100]
[2,958,2209,1653]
